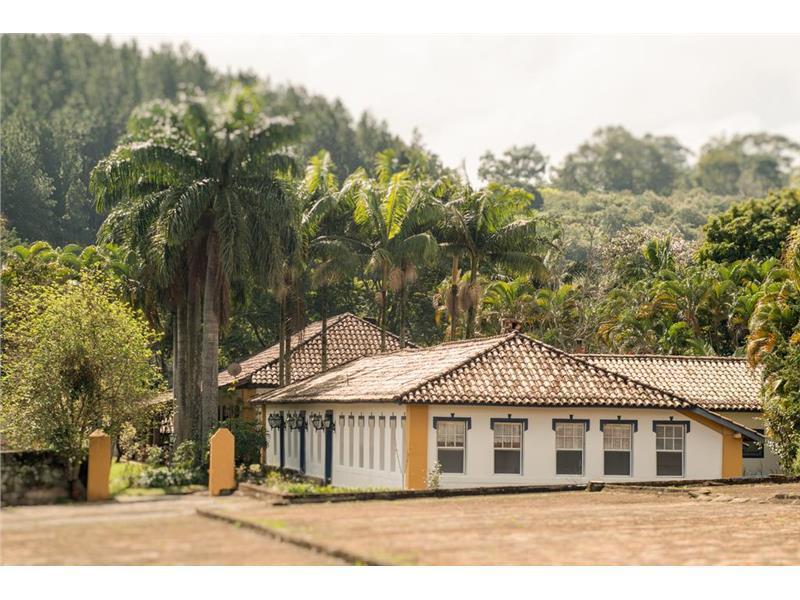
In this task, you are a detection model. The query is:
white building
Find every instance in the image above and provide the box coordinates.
[253,332,763,490]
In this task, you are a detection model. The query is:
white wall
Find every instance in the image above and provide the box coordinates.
[718,411,782,477]
[264,403,405,489]
[426,405,724,488]
[264,403,734,489]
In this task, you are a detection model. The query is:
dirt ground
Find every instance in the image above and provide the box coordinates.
[209,482,800,565]
[0,493,342,565]
[3,482,799,566]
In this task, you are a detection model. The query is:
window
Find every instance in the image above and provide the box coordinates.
[348,416,355,467]
[338,415,345,466]
[603,423,633,476]
[492,420,525,475]
[436,420,467,474]
[358,416,365,468]
[554,420,587,475]
[389,416,397,472]
[368,416,375,469]
[379,416,386,470]
[655,422,685,477]
[742,429,765,459]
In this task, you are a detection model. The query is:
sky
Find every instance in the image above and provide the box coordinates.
[109,34,800,180]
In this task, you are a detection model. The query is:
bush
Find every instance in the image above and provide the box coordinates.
[172,440,199,470]
[136,466,196,488]
[144,445,165,467]
[136,441,203,488]
[212,418,265,466]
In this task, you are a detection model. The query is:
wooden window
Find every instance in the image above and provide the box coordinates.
[436,420,466,474]
[603,423,632,476]
[348,415,355,467]
[742,429,765,459]
[655,423,685,477]
[368,416,375,469]
[379,416,386,470]
[555,421,586,475]
[389,416,397,472]
[493,422,523,475]
[338,415,345,466]
[358,416,365,468]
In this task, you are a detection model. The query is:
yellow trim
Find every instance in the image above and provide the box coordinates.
[404,405,429,490]
[677,410,743,478]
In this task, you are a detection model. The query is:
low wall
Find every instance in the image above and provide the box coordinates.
[1,450,70,506]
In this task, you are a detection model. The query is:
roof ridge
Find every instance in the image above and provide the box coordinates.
[393,333,518,402]
[577,352,750,363]
[515,333,695,408]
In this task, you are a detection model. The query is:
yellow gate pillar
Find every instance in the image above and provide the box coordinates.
[87,429,111,501]
[404,405,429,490]
[209,427,236,496]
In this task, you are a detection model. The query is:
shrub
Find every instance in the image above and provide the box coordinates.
[144,445,165,468]
[212,418,265,466]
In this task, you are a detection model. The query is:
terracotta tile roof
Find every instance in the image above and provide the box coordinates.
[253,332,693,409]
[220,313,405,389]
[576,354,763,412]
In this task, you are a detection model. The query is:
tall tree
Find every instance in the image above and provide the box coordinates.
[694,133,800,196]
[340,151,439,348]
[435,179,549,339]
[478,144,548,209]
[91,87,297,445]
[553,126,689,195]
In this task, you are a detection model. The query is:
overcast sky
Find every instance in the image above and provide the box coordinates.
[109,34,800,180]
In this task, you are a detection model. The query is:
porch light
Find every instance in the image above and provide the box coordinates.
[322,412,336,432]
[267,413,284,429]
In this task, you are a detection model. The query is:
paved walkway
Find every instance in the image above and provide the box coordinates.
[0,493,342,565]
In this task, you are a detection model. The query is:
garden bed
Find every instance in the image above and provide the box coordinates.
[238,480,588,504]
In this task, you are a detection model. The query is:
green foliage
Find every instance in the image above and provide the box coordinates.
[214,419,265,466]
[0,271,163,480]
[698,189,800,263]
[478,144,548,208]
[552,126,689,195]
[693,133,800,196]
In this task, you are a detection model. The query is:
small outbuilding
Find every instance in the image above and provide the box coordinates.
[252,332,763,490]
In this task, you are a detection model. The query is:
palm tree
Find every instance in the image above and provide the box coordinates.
[339,152,439,348]
[300,151,361,370]
[91,87,298,445]
[436,180,549,339]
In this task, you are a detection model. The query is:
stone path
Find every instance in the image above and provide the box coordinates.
[0,493,342,565]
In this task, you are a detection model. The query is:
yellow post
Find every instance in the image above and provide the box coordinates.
[209,427,236,496]
[87,429,111,501]
[404,405,429,490]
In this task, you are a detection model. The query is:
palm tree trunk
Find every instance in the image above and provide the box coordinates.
[321,287,329,371]
[399,281,408,348]
[449,254,459,341]
[284,294,292,385]
[173,300,188,444]
[465,257,479,339]
[186,246,205,447]
[278,297,285,386]
[379,287,387,352]
[200,231,221,445]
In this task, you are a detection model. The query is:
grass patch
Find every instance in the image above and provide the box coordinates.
[116,484,205,497]
[260,472,387,496]
[109,460,146,496]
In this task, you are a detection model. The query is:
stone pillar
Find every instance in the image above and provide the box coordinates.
[87,430,111,501]
[209,427,236,496]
